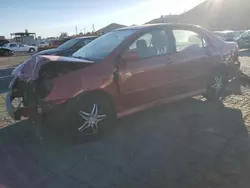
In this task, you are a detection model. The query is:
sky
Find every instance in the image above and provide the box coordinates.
[0,0,204,38]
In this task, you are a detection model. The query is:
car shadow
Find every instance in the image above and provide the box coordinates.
[0,97,249,188]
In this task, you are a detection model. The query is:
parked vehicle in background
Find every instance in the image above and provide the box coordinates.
[0,39,10,47]
[37,41,50,48]
[0,47,14,56]
[6,24,240,140]
[49,38,72,48]
[236,30,250,49]
[34,36,97,56]
[213,30,236,41]
[3,43,38,53]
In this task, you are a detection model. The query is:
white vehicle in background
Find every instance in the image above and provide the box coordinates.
[37,41,50,48]
[3,43,38,53]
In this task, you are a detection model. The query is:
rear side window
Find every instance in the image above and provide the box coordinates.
[173,30,207,52]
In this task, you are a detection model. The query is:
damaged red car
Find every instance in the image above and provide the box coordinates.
[6,24,240,139]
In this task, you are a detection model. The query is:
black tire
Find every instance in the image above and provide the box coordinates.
[3,51,9,56]
[62,94,115,142]
[29,48,35,53]
[203,69,229,101]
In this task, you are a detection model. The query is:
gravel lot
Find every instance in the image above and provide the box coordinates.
[0,54,250,188]
[0,55,30,69]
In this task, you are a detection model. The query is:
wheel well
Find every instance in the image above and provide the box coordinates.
[73,90,116,115]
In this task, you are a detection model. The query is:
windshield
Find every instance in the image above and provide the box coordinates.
[72,30,136,60]
[57,38,80,50]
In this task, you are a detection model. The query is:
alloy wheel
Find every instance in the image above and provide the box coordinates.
[211,76,224,96]
[78,104,107,134]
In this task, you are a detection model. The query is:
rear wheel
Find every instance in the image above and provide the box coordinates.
[203,69,228,101]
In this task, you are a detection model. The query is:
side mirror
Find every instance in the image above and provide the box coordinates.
[122,51,139,61]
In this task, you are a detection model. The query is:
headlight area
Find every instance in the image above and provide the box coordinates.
[7,78,57,121]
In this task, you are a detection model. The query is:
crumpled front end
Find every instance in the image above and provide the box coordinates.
[5,77,62,121]
[6,55,93,121]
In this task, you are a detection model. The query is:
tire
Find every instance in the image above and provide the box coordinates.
[62,94,115,142]
[29,48,35,53]
[3,51,9,56]
[203,68,229,101]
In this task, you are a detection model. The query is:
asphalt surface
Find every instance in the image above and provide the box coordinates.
[0,54,250,188]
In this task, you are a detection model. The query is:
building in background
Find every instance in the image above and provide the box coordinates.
[10,29,37,45]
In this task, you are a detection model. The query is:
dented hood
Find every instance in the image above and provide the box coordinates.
[12,55,94,82]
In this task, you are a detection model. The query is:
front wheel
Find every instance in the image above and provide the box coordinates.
[64,95,115,141]
[203,70,229,101]
[29,48,35,53]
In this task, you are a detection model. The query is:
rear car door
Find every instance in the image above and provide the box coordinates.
[18,44,27,52]
[117,28,176,110]
[168,27,219,93]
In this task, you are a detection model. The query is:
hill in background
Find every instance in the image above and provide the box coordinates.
[98,0,250,33]
[147,0,250,30]
[97,23,126,33]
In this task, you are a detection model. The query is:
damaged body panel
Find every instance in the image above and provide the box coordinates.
[7,55,117,121]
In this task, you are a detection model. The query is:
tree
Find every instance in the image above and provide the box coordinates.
[59,32,68,39]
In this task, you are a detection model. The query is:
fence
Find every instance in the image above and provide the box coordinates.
[0,68,15,93]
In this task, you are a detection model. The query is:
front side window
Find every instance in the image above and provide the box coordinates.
[126,29,170,59]
[173,29,206,52]
[19,44,25,47]
[73,30,136,61]
[9,44,17,48]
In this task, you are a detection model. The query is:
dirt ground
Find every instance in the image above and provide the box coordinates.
[0,55,30,69]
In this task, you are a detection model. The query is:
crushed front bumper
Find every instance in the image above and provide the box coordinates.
[5,91,41,121]
[6,91,68,124]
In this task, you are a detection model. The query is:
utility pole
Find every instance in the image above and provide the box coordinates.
[92,24,95,32]
[75,26,78,35]
[84,28,86,34]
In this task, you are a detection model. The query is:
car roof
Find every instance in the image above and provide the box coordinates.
[116,23,202,31]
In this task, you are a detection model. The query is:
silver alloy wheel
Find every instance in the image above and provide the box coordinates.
[211,76,223,96]
[78,104,106,134]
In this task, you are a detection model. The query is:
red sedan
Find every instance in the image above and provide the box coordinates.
[6,24,240,139]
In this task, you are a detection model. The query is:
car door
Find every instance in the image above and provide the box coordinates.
[9,44,19,52]
[168,28,219,94]
[18,44,26,52]
[117,28,177,110]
